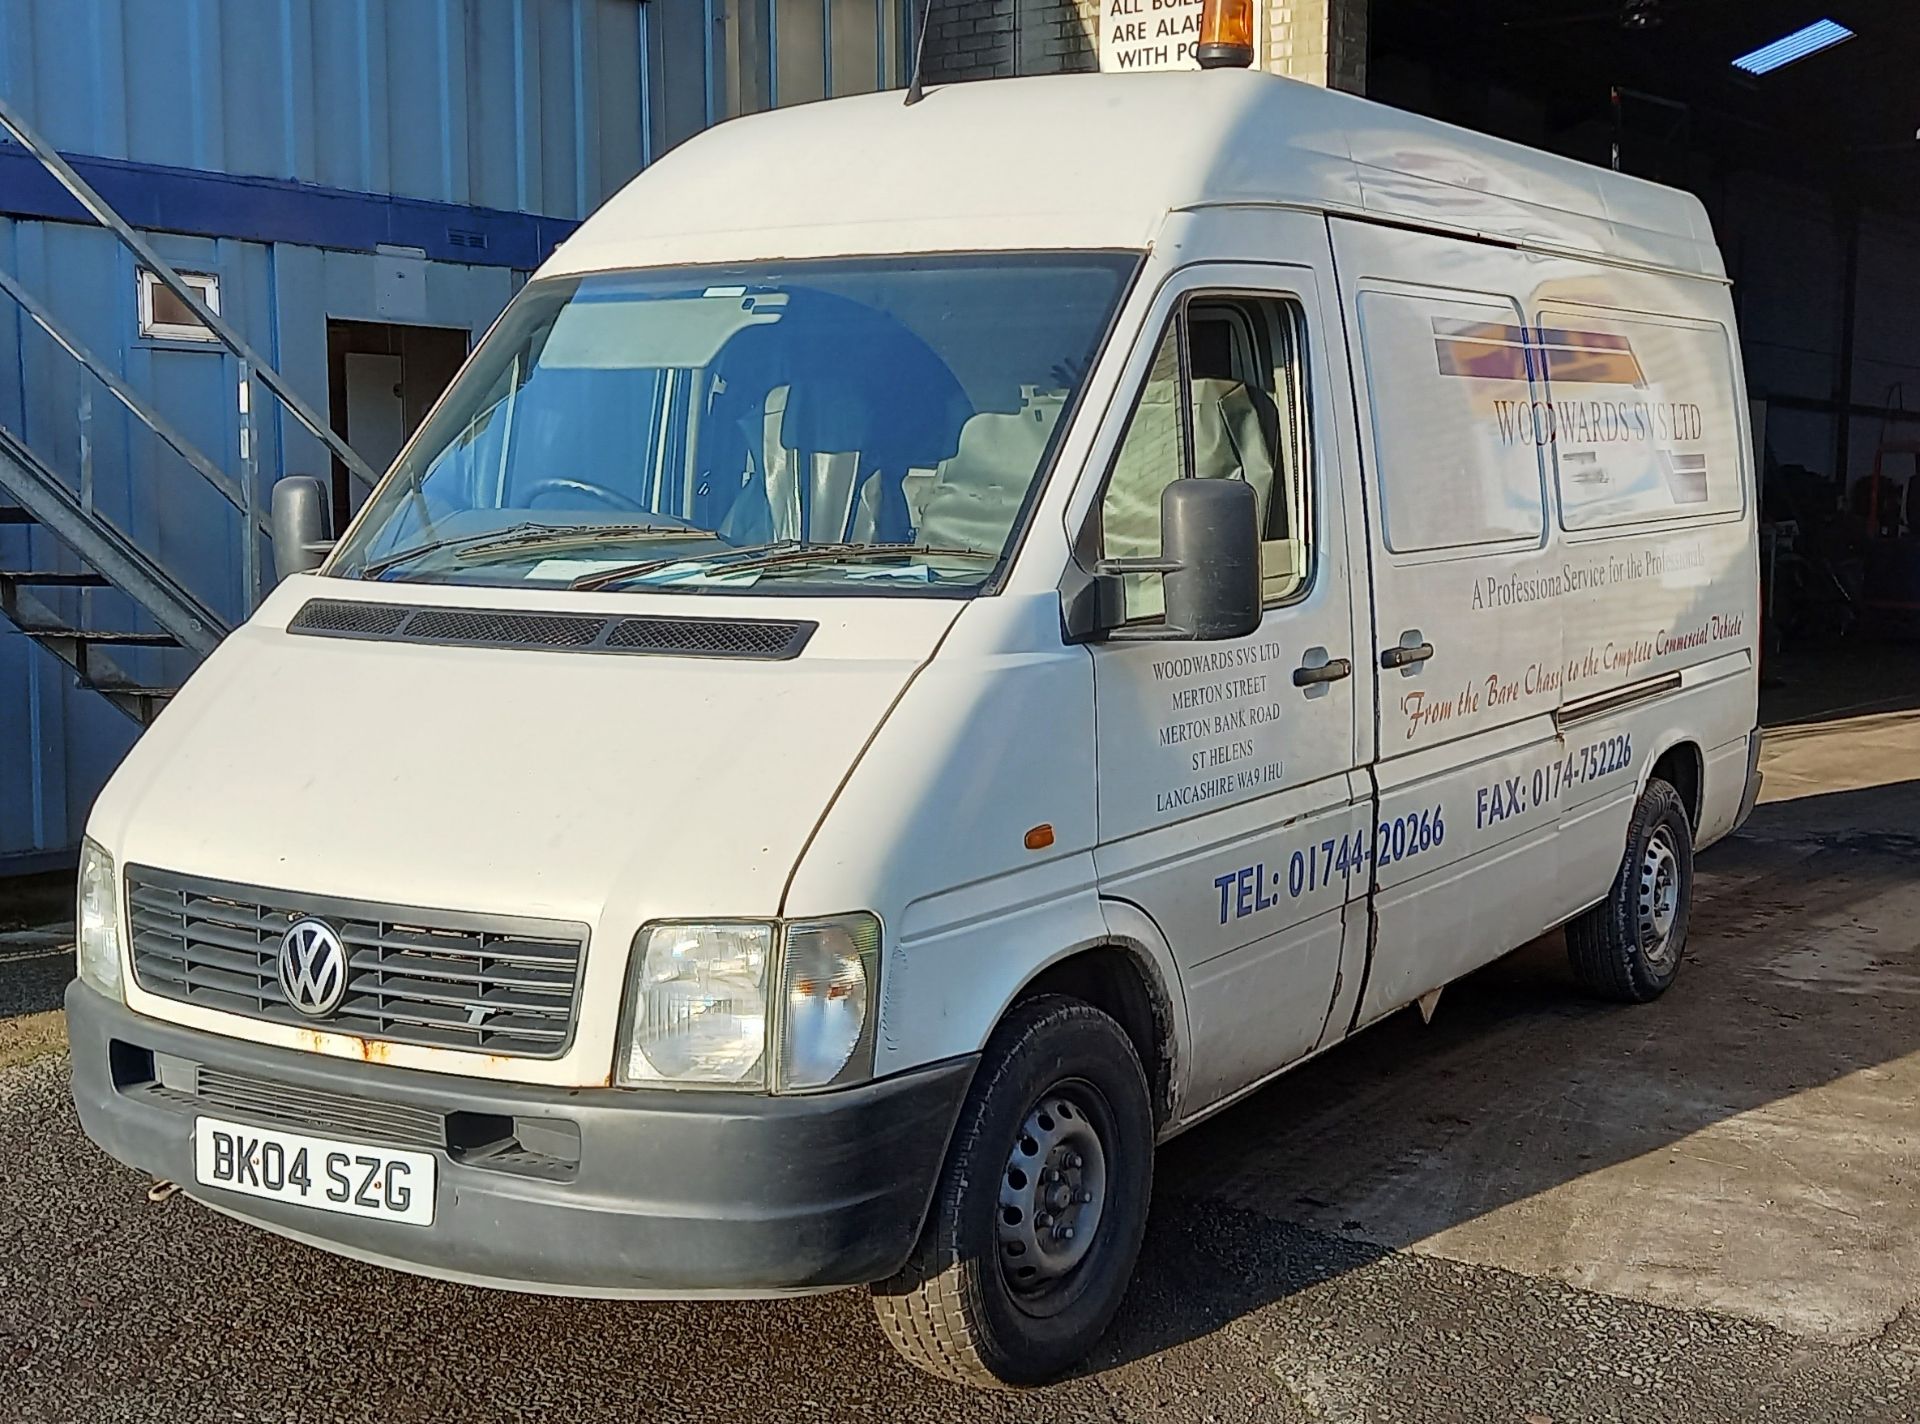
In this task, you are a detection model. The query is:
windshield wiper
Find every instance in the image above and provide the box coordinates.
[452,523,701,560]
[569,541,996,591]
[356,521,698,579]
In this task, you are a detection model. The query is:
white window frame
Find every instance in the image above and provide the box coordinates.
[137,269,220,343]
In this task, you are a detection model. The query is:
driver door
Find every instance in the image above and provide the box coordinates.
[1085,256,1370,1111]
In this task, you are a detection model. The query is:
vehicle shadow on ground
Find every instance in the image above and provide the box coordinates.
[1079,774,1920,1375]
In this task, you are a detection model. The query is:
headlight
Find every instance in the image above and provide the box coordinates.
[75,839,124,999]
[616,914,883,1091]
[620,922,773,1086]
[778,914,881,1090]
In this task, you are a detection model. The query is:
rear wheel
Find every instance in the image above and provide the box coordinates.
[1567,777,1694,1002]
[871,995,1153,1388]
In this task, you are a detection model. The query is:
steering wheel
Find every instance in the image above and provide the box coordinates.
[519,477,648,513]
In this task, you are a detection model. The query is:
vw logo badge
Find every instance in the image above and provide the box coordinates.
[279,918,348,1018]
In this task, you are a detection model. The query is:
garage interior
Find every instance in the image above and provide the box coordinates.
[1369,0,1920,720]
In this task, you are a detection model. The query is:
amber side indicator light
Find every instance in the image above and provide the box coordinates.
[1024,824,1056,851]
[1196,0,1255,69]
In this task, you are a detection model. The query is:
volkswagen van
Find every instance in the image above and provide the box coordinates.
[67,63,1762,1386]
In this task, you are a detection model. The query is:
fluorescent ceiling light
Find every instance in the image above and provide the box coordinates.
[1731,18,1855,75]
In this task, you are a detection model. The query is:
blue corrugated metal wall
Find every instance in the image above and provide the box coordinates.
[0,0,708,212]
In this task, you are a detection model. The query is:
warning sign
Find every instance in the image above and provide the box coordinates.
[1099,0,1259,73]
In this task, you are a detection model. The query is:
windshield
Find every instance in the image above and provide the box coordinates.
[328,253,1138,594]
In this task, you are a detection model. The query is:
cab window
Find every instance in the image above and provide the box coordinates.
[1098,295,1313,621]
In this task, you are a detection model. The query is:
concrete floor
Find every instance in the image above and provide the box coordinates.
[2,653,1919,1420]
[1163,718,1920,1347]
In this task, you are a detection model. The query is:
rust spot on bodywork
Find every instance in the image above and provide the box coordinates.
[293,1026,383,1062]
[288,1031,580,1080]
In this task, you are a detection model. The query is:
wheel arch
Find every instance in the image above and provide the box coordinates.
[1641,736,1705,831]
[1002,905,1189,1133]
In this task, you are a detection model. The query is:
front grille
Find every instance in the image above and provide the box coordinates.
[183,1067,450,1150]
[288,598,814,660]
[126,867,588,1059]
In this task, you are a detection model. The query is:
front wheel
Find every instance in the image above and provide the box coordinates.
[870,995,1154,1388]
[1567,777,1694,1002]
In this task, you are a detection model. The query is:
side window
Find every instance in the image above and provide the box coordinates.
[1099,295,1314,621]
[1355,288,1547,553]
[1535,307,1747,531]
[1100,322,1186,619]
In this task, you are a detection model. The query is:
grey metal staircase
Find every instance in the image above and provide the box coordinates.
[0,93,379,725]
[0,421,227,723]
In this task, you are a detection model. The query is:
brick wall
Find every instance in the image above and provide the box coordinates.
[921,0,1017,82]
[1267,0,1368,92]
[920,0,1098,82]
[1018,0,1100,76]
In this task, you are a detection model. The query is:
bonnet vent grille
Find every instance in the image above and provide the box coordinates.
[288,599,814,660]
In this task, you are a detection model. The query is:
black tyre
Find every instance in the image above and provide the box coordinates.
[871,995,1154,1388]
[1567,777,1694,1002]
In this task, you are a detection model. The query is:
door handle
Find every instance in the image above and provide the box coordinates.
[1293,657,1353,687]
[1380,642,1435,670]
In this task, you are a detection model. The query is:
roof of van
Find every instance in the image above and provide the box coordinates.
[546,69,1723,281]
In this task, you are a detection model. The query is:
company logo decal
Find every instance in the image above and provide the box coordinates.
[278,918,348,1018]
[1432,320,1650,386]
[1430,318,1709,506]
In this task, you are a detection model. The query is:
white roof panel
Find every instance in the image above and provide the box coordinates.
[546,70,1721,280]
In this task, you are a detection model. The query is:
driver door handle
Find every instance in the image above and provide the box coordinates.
[1381,641,1435,670]
[1293,657,1353,687]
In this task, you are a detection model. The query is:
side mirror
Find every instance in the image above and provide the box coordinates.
[1159,478,1262,640]
[1070,479,1262,643]
[271,476,334,580]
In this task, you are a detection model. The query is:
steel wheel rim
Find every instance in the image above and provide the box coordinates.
[1638,824,1681,969]
[996,1079,1111,1308]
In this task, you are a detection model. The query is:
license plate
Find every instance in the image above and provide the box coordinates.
[192,1117,436,1227]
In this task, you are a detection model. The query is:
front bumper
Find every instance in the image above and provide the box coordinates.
[67,983,974,1297]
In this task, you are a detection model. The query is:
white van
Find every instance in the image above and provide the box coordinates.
[67,67,1761,1386]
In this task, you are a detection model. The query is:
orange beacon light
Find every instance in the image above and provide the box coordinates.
[1196,0,1255,69]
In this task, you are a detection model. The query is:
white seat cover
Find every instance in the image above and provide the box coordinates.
[915,396,1066,552]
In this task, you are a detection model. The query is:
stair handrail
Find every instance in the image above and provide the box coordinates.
[0,263,259,528]
[0,422,229,655]
[0,92,382,494]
